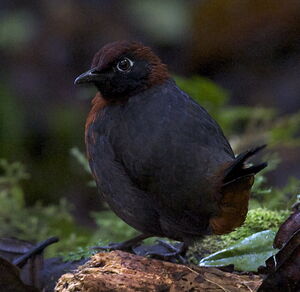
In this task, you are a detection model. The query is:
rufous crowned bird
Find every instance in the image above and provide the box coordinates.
[74,41,267,259]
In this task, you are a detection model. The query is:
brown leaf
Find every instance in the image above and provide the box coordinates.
[0,256,38,292]
[274,210,300,249]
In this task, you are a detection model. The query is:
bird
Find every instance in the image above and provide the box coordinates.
[74,40,267,258]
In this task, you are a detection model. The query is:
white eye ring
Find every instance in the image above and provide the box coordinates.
[116,57,134,72]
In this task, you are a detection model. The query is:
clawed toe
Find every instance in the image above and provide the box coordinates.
[92,233,152,252]
[132,240,187,263]
[92,242,132,251]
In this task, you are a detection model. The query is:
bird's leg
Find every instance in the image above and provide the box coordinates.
[92,233,152,252]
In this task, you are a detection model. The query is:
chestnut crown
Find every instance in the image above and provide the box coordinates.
[74,41,169,101]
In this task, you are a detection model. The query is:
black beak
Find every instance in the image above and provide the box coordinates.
[74,68,100,85]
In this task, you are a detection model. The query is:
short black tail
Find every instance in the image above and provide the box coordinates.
[223,145,267,183]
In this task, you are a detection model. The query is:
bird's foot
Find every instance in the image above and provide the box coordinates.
[92,234,188,264]
[92,233,151,252]
[93,242,131,252]
[133,240,187,264]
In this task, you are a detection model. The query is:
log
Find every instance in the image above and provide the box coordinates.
[54,251,262,292]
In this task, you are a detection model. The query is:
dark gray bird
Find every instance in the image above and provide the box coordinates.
[75,41,267,257]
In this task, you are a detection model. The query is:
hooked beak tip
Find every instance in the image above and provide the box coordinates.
[74,68,99,86]
[74,76,81,85]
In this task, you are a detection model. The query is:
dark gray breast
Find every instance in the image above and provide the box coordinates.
[94,79,234,217]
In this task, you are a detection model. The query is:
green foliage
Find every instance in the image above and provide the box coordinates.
[220,208,289,247]
[199,230,277,272]
[176,75,300,148]
[0,159,91,257]
[61,246,96,262]
[25,105,86,204]
[91,210,138,243]
[0,86,25,160]
[265,177,300,210]
[61,211,142,261]
[251,153,280,198]
[70,147,95,187]
[175,76,229,117]
[218,106,276,136]
[0,158,149,259]
[250,153,300,209]
[0,159,29,207]
[270,112,300,146]
[175,76,279,137]
[70,147,91,175]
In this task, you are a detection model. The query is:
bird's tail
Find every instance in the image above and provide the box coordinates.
[209,145,267,235]
[223,145,267,184]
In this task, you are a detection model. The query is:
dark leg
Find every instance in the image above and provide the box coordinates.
[92,233,152,252]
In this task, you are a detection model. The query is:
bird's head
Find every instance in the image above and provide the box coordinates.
[74,41,169,101]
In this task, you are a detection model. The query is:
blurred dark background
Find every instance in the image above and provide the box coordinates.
[0,0,299,225]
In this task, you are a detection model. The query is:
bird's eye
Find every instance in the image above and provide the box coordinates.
[116,57,133,72]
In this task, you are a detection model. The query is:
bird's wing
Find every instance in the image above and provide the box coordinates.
[88,135,162,236]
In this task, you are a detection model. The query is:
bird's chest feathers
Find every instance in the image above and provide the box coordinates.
[85,93,108,145]
[112,97,170,168]
[86,91,174,180]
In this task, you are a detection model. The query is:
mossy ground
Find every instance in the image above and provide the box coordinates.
[187,208,289,262]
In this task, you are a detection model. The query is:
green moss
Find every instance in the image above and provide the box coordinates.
[220,208,289,247]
